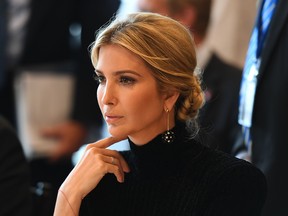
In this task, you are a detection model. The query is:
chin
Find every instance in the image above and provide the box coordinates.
[107,125,129,138]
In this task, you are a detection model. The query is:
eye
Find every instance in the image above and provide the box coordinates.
[93,74,106,84]
[119,76,136,85]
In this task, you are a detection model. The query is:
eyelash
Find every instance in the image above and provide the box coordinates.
[93,74,105,84]
[93,74,136,86]
[119,76,136,85]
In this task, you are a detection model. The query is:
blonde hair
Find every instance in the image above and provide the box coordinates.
[90,12,204,134]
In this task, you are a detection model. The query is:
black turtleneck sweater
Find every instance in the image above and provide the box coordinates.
[80,123,266,216]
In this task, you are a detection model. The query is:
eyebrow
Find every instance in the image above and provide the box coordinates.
[95,69,143,77]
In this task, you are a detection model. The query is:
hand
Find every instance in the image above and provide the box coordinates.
[41,121,87,161]
[54,136,129,215]
[61,136,130,200]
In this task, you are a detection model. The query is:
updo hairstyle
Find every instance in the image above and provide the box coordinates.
[90,12,205,134]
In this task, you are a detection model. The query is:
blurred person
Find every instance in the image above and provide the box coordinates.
[208,0,257,68]
[0,0,120,214]
[0,115,32,216]
[137,0,169,15]
[130,0,257,69]
[137,0,242,154]
[235,0,288,215]
[54,12,266,216]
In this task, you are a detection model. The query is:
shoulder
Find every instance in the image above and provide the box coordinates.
[0,115,28,169]
[204,53,242,87]
[204,146,266,181]
[215,154,267,214]
[190,146,267,214]
[0,116,22,152]
[203,53,242,92]
[208,54,242,75]
[203,147,266,198]
[183,141,266,192]
[0,116,32,215]
[0,115,28,177]
[0,116,25,155]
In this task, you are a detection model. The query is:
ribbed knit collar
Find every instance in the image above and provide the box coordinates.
[127,122,203,176]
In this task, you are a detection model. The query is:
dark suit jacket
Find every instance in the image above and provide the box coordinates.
[198,54,242,154]
[242,0,288,215]
[0,116,32,216]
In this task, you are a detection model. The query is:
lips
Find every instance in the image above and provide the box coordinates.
[105,113,123,124]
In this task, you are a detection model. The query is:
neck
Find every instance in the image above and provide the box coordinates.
[128,113,176,146]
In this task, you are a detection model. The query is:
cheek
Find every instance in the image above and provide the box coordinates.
[97,86,104,111]
[127,89,163,120]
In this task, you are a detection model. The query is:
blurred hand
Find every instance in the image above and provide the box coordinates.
[41,121,87,161]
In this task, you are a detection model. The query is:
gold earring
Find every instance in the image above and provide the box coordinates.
[162,108,175,144]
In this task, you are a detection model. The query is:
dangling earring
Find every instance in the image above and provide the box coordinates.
[162,108,175,144]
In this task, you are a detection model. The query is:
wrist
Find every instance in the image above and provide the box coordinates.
[54,186,82,216]
[58,189,77,216]
[59,182,83,204]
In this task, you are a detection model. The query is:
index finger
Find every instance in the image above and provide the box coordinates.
[88,136,127,149]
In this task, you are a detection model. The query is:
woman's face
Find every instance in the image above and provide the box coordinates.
[95,44,171,145]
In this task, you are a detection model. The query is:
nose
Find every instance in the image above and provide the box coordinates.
[98,82,116,105]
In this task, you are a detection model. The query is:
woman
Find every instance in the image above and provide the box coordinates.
[54,12,266,216]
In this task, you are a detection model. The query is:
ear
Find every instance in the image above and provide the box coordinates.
[163,90,180,111]
[173,5,197,29]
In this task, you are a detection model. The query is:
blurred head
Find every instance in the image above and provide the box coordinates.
[91,12,204,142]
[168,0,212,38]
[137,0,169,15]
[137,0,212,41]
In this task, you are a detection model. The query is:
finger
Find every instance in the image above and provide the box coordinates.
[106,163,125,183]
[103,155,125,182]
[88,136,127,149]
[83,145,130,174]
[114,154,130,173]
[90,153,125,183]
[95,148,130,173]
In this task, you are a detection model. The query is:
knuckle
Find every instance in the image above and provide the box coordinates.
[114,166,120,172]
[86,147,100,156]
[98,161,106,170]
[85,143,94,150]
[109,149,118,156]
[94,153,102,161]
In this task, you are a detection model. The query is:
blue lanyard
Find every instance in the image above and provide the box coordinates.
[238,0,279,129]
[256,0,278,59]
